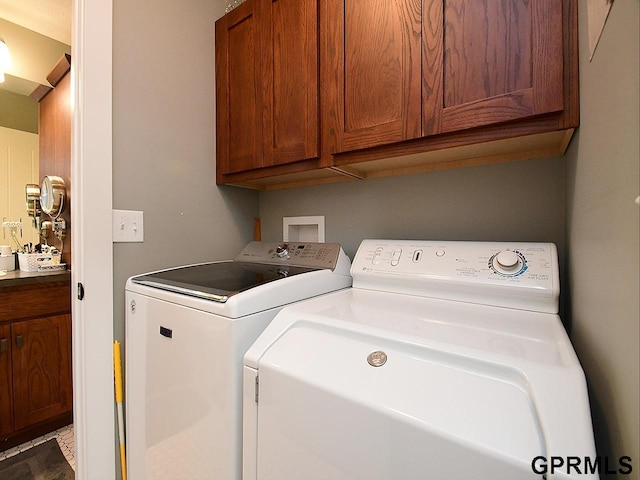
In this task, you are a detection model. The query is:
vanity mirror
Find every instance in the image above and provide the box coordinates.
[25,183,41,229]
[40,175,66,218]
[39,175,67,251]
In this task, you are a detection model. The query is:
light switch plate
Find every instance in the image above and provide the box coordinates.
[112,209,144,243]
[283,216,325,242]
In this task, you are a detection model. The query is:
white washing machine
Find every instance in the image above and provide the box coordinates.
[243,240,598,480]
[125,241,352,480]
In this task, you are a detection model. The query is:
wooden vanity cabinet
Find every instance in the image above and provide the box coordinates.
[0,277,72,450]
[0,324,13,438]
[216,0,331,187]
[11,314,72,430]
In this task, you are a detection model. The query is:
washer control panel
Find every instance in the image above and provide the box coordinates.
[352,240,559,313]
[235,241,344,270]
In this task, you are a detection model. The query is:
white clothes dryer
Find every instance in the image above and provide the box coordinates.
[243,240,597,480]
[125,241,351,480]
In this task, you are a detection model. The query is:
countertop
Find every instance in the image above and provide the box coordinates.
[0,268,71,288]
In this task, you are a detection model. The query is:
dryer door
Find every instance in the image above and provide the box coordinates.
[252,325,543,480]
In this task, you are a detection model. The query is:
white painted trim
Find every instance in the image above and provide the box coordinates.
[71,0,116,478]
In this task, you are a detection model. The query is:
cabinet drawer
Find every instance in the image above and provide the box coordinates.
[0,282,71,323]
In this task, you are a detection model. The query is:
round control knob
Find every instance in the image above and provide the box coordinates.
[489,250,526,277]
[275,244,289,258]
[495,250,520,269]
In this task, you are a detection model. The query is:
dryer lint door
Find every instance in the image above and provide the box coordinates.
[250,325,544,480]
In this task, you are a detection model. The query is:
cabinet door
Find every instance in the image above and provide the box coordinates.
[12,314,72,430]
[261,0,319,167]
[0,324,13,437]
[424,0,564,135]
[323,0,423,154]
[216,0,263,174]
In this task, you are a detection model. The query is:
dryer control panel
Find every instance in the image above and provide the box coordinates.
[352,240,559,313]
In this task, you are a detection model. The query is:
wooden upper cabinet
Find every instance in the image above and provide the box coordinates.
[215,0,576,189]
[323,0,423,154]
[262,0,319,167]
[216,1,263,174]
[216,0,320,177]
[325,0,566,154]
[425,0,564,135]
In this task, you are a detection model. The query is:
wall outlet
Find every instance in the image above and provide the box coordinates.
[283,216,325,242]
[112,209,144,243]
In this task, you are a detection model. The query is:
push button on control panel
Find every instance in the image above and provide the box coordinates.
[391,249,402,266]
[372,247,383,265]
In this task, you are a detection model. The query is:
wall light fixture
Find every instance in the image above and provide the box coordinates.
[0,37,12,83]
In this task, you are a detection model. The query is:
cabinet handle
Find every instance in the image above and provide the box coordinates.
[0,338,7,353]
[16,335,24,349]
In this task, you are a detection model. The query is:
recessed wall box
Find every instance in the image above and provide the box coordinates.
[283,216,325,242]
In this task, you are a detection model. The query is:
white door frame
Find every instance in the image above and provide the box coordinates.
[71,0,116,478]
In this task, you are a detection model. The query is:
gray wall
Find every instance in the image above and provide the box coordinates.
[565,1,639,476]
[112,0,259,343]
[259,157,566,259]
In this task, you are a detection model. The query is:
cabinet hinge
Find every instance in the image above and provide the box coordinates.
[77,282,85,300]
[254,375,259,403]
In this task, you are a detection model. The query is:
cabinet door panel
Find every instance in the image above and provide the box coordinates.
[12,315,72,430]
[443,0,531,106]
[324,0,422,154]
[429,0,564,134]
[216,0,263,174]
[0,324,13,437]
[262,0,319,166]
